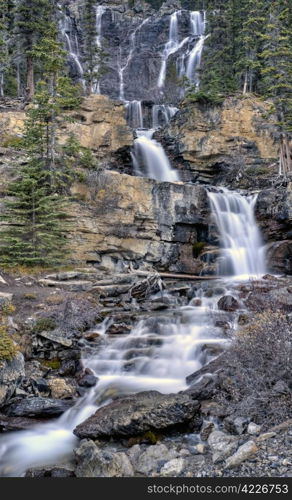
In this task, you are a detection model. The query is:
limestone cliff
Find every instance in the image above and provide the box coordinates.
[161,96,279,186]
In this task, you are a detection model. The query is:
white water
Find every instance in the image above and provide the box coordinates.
[93,5,106,93]
[208,190,266,279]
[185,11,206,84]
[158,11,181,88]
[132,129,179,182]
[0,289,230,477]
[152,105,178,128]
[61,15,85,89]
[126,100,144,129]
[119,18,149,100]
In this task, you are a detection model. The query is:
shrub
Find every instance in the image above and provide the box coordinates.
[216,311,292,428]
[32,317,56,333]
[0,326,17,361]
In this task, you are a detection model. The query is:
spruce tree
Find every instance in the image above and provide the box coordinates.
[260,0,292,174]
[14,0,55,100]
[0,0,11,97]
[0,23,81,267]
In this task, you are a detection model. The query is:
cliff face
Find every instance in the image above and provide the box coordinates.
[0,95,133,160]
[160,96,279,185]
[68,170,209,273]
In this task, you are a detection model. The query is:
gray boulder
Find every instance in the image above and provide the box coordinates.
[74,390,200,439]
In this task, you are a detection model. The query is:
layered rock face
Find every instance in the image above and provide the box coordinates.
[0,95,133,160]
[69,170,209,273]
[160,96,279,185]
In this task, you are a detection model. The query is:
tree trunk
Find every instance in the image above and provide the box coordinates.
[26,55,34,101]
[0,72,4,97]
[243,70,248,94]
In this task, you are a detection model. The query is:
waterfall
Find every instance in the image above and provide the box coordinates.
[158,11,180,88]
[185,11,206,85]
[126,100,144,129]
[208,190,266,279]
[152,105,178,128]
[119,18,150,100]
[61,15,85,88]
[132,130,179,182]
[0,292,229,476]
[93,5,106,93]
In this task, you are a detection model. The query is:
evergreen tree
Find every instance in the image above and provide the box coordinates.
[0,0,11,97]
[0,23,81,266]
[235,0,268,94]
[200,2,237,99]
[14,0,55,100]
[260,0,292,174]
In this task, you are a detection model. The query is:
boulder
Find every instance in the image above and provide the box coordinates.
[0,352,25,407]
[217,295,240,312]
[135,444,178,475]
[4,397,74,418]
[74,440,134,477]
[225,440,258,468]
[74,391,200,439]
[207,430,238,464]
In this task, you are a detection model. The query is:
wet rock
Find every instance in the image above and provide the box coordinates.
[107,323,132,335]
[0,413,44,431]
[78,370,98,388]
[0,352,25,407]
[74,391,200,439]
[25,466,75,477]
[207,431,238,464]
[74,440,134,477]
[217,295,239,312]
[4,397,74,418]
[225,440,258,468]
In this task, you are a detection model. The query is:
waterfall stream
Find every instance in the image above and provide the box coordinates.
[208,190,266,279]
[0,189,266,476]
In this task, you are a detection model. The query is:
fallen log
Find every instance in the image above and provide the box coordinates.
[129,271,221,281]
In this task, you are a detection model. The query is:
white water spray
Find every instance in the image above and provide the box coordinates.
[208,190,266,279]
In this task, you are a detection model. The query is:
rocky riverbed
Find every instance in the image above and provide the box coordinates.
[0,268,291,477]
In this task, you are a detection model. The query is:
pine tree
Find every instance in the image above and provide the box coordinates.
[0,0,11,97]
[0,23,81,267]
[14,0,55,100]
[260,0,292,174]
[200,2,238,99]
[235,0,268,94]
[0,158,68,266]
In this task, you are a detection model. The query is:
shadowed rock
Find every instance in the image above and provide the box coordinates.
[74,390,200,439]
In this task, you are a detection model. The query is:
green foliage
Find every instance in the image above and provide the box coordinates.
[186,88,224,105]
[192,241,206,258]
[32,317,56,333]
[0,326,17,361]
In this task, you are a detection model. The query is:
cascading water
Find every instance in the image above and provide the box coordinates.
[132,129,179,182]
[119,18,150,100]
[158,11,180,89]
[126,100,144,129]
[152,105,178,129]
[93,5,106,93]
[208,190,266,279]
[0,288,230,477]
[185,11,206,84]
[60,15,85,88]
